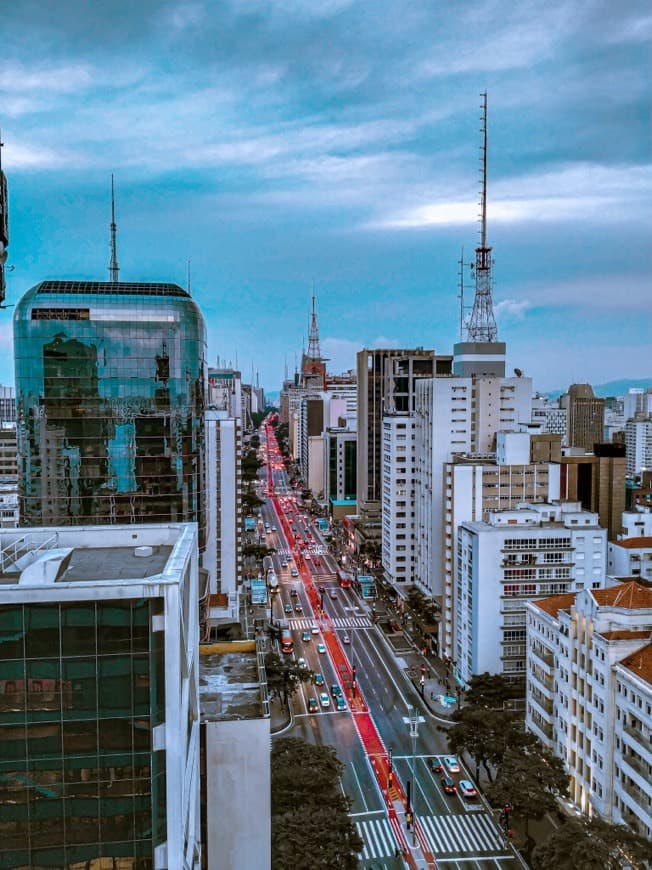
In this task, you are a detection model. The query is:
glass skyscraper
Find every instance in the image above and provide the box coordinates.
[13,281,206,546]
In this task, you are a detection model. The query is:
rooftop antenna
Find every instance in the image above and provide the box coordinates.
[187,259,191,294]
[109,174,119,283]
[457,247,473,340]
[466,92,498,342]
[0,130,9,308]
[307,289,321,360]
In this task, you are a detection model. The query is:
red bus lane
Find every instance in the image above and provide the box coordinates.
[270,495,436,869]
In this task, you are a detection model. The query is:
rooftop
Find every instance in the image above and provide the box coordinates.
[34,280,190,298]
[591,581,652,610]
[611,536,652,550]
[532,591,577,619]
[199,645,267,722]
[599,630,651,641]
[619,643,652,687]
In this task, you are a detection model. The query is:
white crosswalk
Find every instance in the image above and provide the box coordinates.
[289,616,373,630]
[419,812,505,854]
[356,816,398,861]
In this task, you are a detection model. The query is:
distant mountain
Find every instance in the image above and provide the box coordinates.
[544,378,652,400]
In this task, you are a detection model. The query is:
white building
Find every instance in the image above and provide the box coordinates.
[607,536,652,584]
[526,580,652,837]
[382,415,416,587]
[414,373,532,603]
[456,502,606,687]
[0,522,201,869]
[531,395,567,439]
[621,505,652,539]
[623,387,652,422]
[625,419,652,477]
[204,410,242,623]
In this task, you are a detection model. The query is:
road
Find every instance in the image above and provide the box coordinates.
[261,426,522,869]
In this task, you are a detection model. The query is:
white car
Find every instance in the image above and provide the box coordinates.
[317,643,327,654]
[443,755,461,774]
[319,692,330,708]
[458,779,478,799]
[310,624,319,635]
[297,657,307,669]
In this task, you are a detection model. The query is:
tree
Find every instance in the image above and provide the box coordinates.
[272,738,363,868]
[464,672,519,709]
[265,652,313,708]
[486,741,568,861]
[531,817,651,870]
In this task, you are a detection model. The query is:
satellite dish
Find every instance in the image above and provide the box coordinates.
[514,368,523,377]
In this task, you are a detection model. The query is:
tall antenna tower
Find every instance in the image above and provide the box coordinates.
[307,292,321,360]
[109,174,119,283]
[0,131,9,308]
[466,92,498,342]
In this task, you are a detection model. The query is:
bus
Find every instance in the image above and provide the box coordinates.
[338,570,353,588]
[250,578,267,605]
[278,620,294,654]
[268,571,279,595]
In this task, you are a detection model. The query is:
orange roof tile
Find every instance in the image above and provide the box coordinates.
[600,630,651,641]
[619,643,652,687]
[591,581,652,610]
[532,592,577,618]
[611,536,652,549]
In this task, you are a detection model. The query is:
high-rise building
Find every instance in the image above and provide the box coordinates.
[559,443,626,539]
[564,383,605,452]
[0,521,201,869]
[457,501,607,687]
[14,281,206,546]
[526,580,652,835]
[625,418,652,477]
[0,385,16,425]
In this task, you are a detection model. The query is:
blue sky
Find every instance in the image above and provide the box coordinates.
[0,0,649,393]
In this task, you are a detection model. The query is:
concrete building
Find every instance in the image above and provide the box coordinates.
[207,367,242,419]
[607,537,652,584]
[382,415,416,588]
[531,395,567,438]
[0,522,201,869]
[0,425,17,481]
[438,436,561,657]
[559,443,626,540]
[526,581,652,837]
[0,384,15,425]
[623,387,652,422]
[621,505,652,539]
[564,383,605,452]
[413,371,532,608]
[204,410,242,625]
[13,281,207,547]
[625,418,652,477]
[456,501,607,688]
[324,428,357,506]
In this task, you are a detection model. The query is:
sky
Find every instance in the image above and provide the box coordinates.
[0,0,650,394]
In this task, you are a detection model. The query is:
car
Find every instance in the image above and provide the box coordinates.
[295,602,303,613]
[313,672,324,686]
[284,603,292,614]
[271,526,277,532]
[314,558,321,567]
[317,643,327,654]
[301,631,310,642]
[290,588,298,597]
[335,695,347,712]
[281,561,288,568]
[310,624,319,635]
[291,568,299,577]
[297,657,307,669]
[319,692,330,708]
[443,756,461,773]
[342,634,350,644]
[308,697,319,713]
[330,683,342,699]
[329,590,338,599]
[440,775,456,795]
[458,779,478,799]
[428,758,443,775]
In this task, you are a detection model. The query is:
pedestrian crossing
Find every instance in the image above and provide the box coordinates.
[289,616,373,630]
[355,816,398,861]
[419,811,505,854]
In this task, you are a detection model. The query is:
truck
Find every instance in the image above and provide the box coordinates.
[278,619,294,654]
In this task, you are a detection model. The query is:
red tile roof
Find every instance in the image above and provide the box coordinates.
[532,592,577,618]
[619,643,652,687]
[600,630,651,641]
[611,536,652,549]
[591,581,652,610]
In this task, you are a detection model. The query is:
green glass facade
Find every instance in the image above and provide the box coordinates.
[14,282,206,546]
[0,599,165,869]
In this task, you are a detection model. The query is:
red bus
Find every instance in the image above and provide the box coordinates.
[279,621,294,654]
[338,570,353,588]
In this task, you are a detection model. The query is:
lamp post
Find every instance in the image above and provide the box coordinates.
[402,707,425,847]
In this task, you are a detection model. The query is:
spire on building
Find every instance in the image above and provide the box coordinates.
[0,131,8,307]
[307,292,321,360]
[109,174,119,283]
[466,92,498,343]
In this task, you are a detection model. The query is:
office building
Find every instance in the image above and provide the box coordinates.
[0,521,201,869]
[564,383,605,452]
[324,428,357,506]
[0,385,16,425]
[207,367,242,420]
[625,418,652,477]
[526,580,652,837]
[0,425,17,481]
[13,281,206,547]
[560,443,626,539]
[456,501,606,687]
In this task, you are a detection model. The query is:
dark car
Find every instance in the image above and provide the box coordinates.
[331,683,343,699]
[307,697,318,713]
[429,758,443,775]
[440,775,456,795]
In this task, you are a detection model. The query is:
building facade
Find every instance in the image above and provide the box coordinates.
[14,281,206,547]
[526,581,652,837]
[625,419,652,477]
[382,415,416,587]
[0,522,201,869]
[564,383,605,452]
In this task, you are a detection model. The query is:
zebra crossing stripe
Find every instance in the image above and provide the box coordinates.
[455,814,477,850]
[356,817,397,860]
[421,813,504,854]
[475,812,504,848]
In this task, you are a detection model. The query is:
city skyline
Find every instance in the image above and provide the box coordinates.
[0,0,649,391]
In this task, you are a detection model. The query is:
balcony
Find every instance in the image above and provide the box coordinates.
[530,645,554,668]
[620,751,652,782]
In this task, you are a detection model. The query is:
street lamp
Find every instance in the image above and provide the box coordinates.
[402,707,425,847]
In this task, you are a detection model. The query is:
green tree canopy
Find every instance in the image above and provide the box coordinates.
[265,651,313,708]
[272,738,363,868]
[531,817,651,870]
[464,672,520,708]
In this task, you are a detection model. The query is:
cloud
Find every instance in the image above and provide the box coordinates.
[494,298,532,320]
[517,274,650,312]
